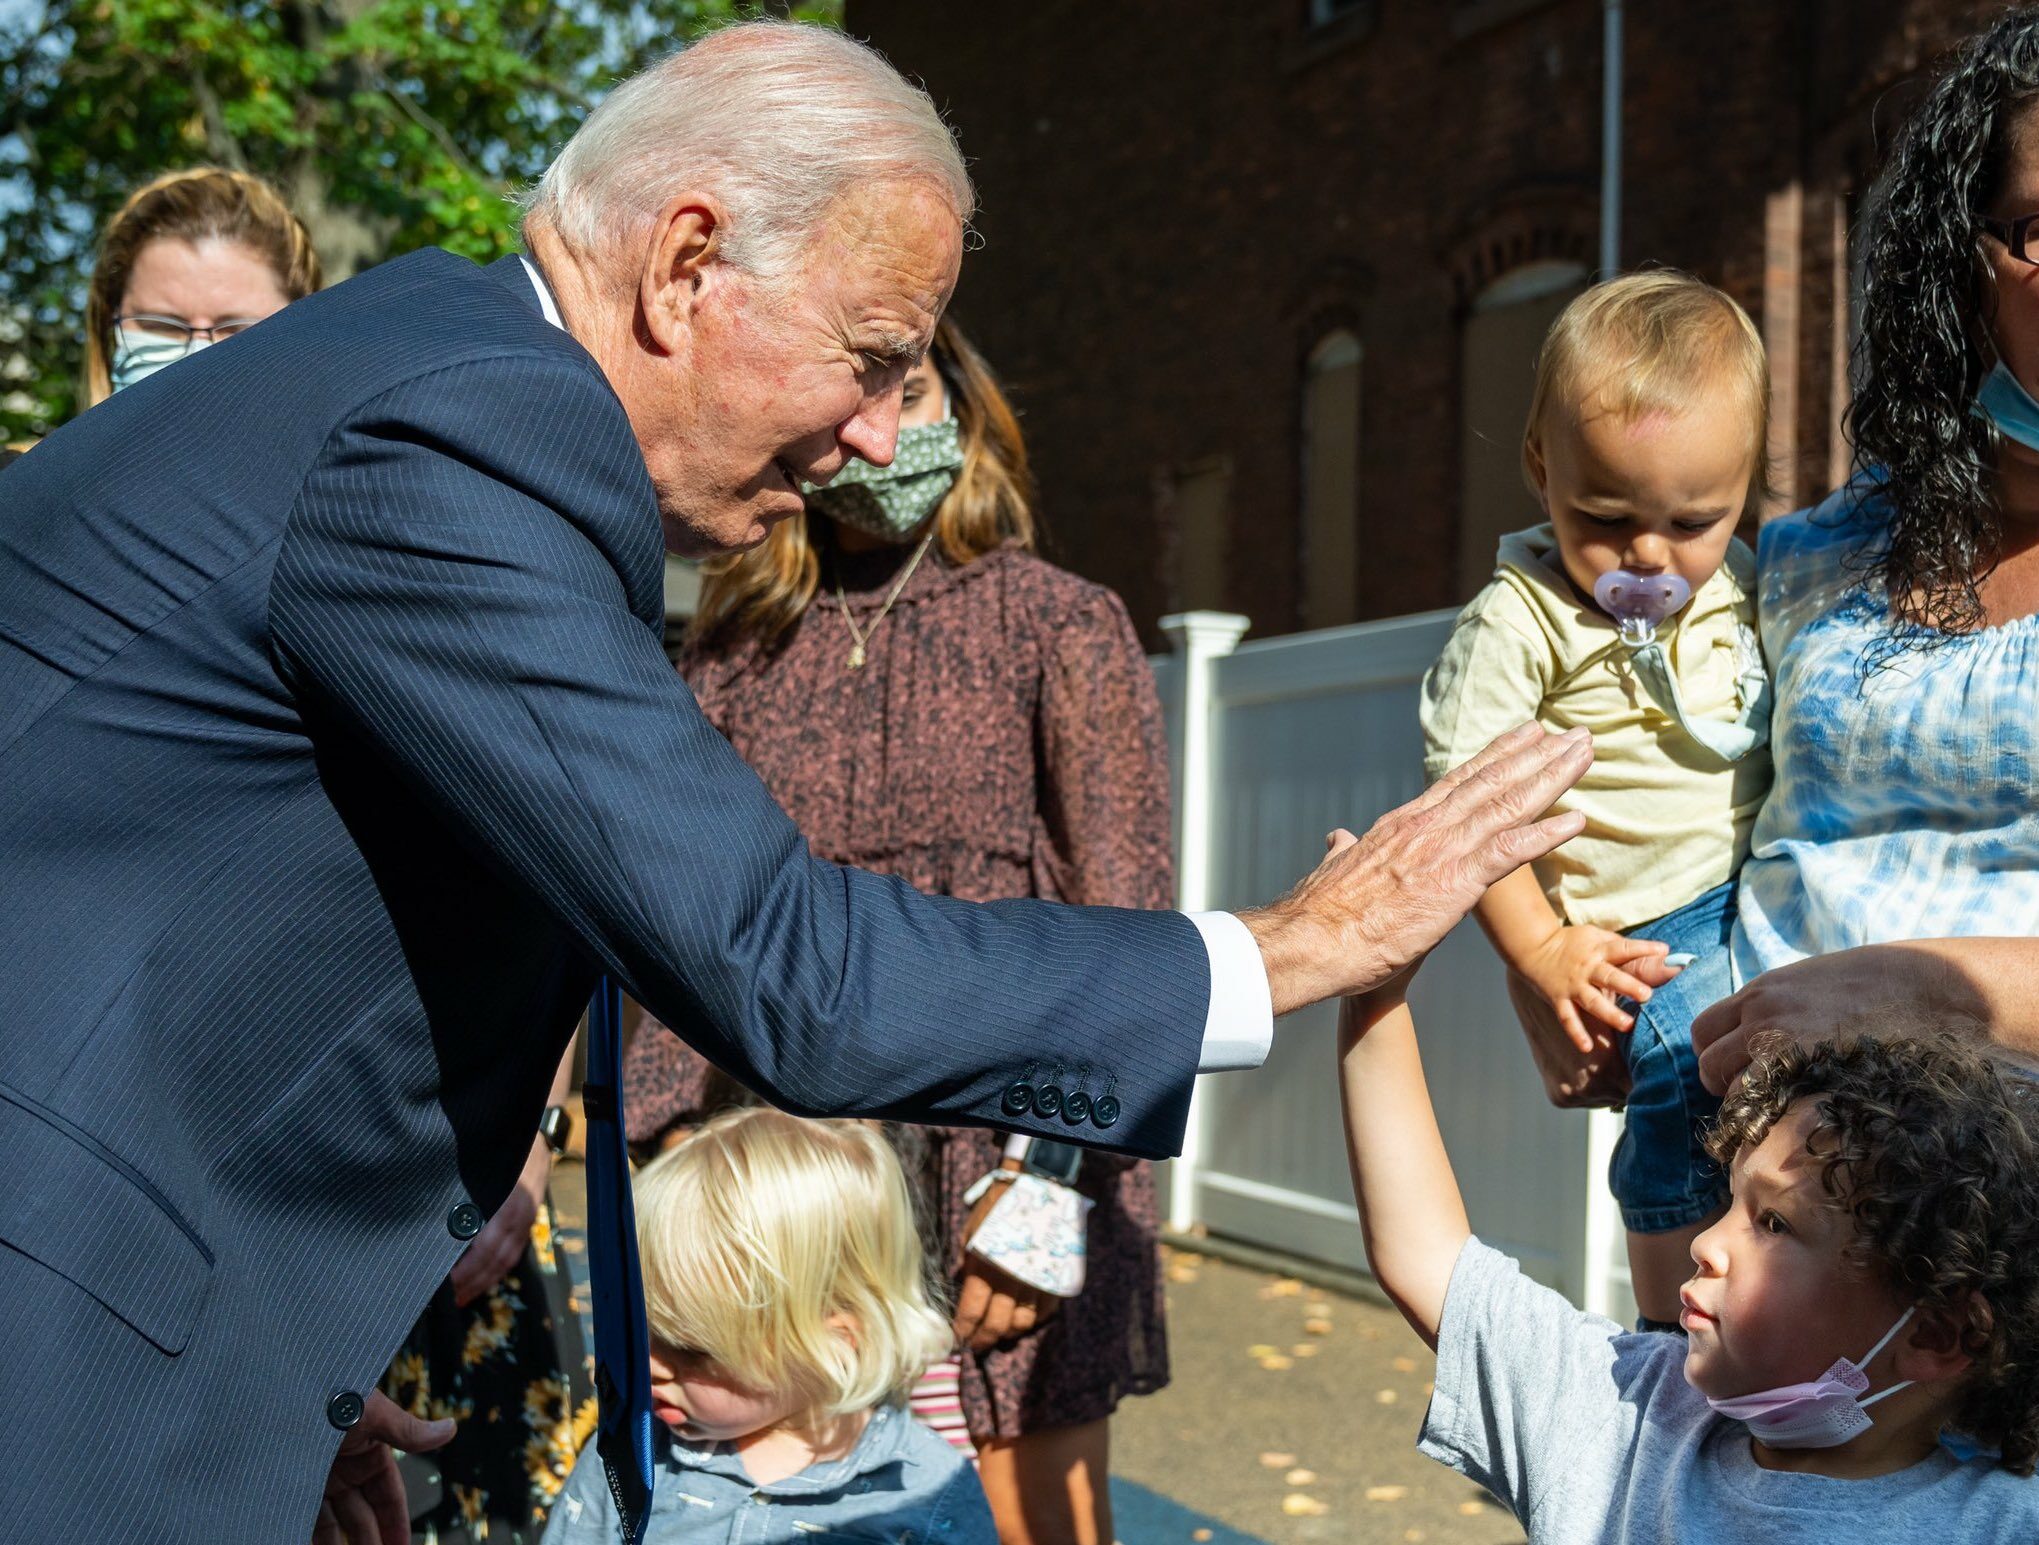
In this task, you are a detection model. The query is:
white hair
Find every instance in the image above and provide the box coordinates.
[523,22,973,280]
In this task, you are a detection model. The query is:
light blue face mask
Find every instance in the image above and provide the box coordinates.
[1974,360,2039,451]
[110,331,210,394]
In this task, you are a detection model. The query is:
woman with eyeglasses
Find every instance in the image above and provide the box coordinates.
[1662,8,2039,1099]
[83,168,321,406]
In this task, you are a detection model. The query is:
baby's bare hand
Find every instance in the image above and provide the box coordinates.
[1524,925,1678,1051]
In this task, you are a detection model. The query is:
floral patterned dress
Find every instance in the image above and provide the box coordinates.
[380,1197,597,1541]
[621,539,1173,1439]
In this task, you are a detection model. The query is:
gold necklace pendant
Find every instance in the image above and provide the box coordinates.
[834,528,935,676]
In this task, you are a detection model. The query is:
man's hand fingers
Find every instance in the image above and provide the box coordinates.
[1484,808,1588,880]
[1412,724,1546,811]
[314,1501,344,1545]
[357,1391,456,1453]
[331,1483,382,1545]
[364,1448,414,1545]
[1436,725,1591,836]
[450,1228,520,1306]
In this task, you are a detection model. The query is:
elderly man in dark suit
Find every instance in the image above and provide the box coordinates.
[0,22,1590,1544]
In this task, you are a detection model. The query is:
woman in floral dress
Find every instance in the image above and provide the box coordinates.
[621,317,1171,1545]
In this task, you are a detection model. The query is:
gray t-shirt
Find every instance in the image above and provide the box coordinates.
[1419,1237,2039,1543]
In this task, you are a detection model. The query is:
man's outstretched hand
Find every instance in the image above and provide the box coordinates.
[1242,724,1591,1017]
[314,1391,455,1544]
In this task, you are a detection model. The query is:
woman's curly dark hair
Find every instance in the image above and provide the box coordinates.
[1849,7,2039,660]
[1707,1034,2039,1473]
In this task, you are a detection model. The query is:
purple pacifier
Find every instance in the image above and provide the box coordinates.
[1593,568,1692,646]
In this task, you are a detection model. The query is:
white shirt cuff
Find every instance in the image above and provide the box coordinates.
[1186,910,1274,1072]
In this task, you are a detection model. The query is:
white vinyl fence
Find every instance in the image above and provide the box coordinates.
[1153,610,1635,1323]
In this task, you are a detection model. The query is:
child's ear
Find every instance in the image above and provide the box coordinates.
[825,1310,861,1352]
[1897,1299,1982,1386]
[1524,439,1549,512]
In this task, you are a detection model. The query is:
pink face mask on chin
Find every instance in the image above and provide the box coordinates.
[1700,1307,1917,1449]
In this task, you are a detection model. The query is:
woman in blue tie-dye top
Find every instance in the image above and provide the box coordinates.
[1693,9,2039,1093]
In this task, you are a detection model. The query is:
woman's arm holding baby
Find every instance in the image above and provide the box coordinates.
[1337,979,1470,1350]
[1693,937,2039,1092]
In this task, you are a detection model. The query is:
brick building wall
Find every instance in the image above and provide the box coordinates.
[844,0,2008,644]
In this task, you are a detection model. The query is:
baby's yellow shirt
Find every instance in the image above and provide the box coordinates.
[1419,524,1773,931]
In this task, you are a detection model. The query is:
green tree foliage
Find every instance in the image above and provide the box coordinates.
[0,0,840,437]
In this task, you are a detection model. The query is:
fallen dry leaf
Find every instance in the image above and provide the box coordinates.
[1306,1301,1333,1318]
[1285,1468,1318,1486]
[1258,1451,1296,1469]
[1290,1343,1319,1358]
[1247,1344,1280,1359]
[1281,1493,1330,1517]
[1457,1500,1491,1516]
[1392,1356,1418,1374]
[1303,1317,1334,1336]
[1267,1277,1304,1297]
[1365,1484,1409,1502]
[1192,1532,1213,1543]
[1167,1266,1199,1284]
[1375,1388,1399,1404]
[1258,1354,1295,1371]
[1404,1531,1426,1543]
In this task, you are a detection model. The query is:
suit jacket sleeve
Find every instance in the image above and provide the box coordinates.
[267,351,1207,1157]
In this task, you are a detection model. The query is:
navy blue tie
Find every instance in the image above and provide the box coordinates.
[584,976,654,1543]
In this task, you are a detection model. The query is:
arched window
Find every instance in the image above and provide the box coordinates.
[1456,260,1586,600]
[1300,329,1362,629]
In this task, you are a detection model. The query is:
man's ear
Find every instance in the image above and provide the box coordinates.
[638,192,729,357]
[1897,1298,1983,1387]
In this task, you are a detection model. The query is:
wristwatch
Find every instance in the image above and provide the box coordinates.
[538,1104,573,1157]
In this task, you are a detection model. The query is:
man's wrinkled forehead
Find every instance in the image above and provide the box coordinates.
[817,180,963,348]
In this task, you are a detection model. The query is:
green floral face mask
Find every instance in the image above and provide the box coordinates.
[802,419,964,543]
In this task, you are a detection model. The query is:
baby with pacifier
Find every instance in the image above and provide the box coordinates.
[1420,270,1773,1329]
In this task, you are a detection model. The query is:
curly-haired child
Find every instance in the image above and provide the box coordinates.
[542,1109,996,1543]
[1336,938,2039,1541]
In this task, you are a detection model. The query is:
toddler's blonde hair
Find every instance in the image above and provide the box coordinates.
[1523,269,1773,511]
[633,1108,951,1416]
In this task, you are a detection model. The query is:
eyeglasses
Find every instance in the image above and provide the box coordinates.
[113,313,264,346]
[1980,213,2039,265]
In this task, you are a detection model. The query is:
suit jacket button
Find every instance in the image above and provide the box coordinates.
[1092,1095,1121,1129]
[448,1201,485,1240]
[1033,1085,1063,1119]
[327,1391,364,1430]
[1062,1091,1092,1125]
[1000,1083,1034,1118]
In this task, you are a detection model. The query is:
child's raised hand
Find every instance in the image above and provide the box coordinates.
[1521,924,1681,1052]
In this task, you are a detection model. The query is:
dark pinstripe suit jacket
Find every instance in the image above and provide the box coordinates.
[0,250,1208,1541]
